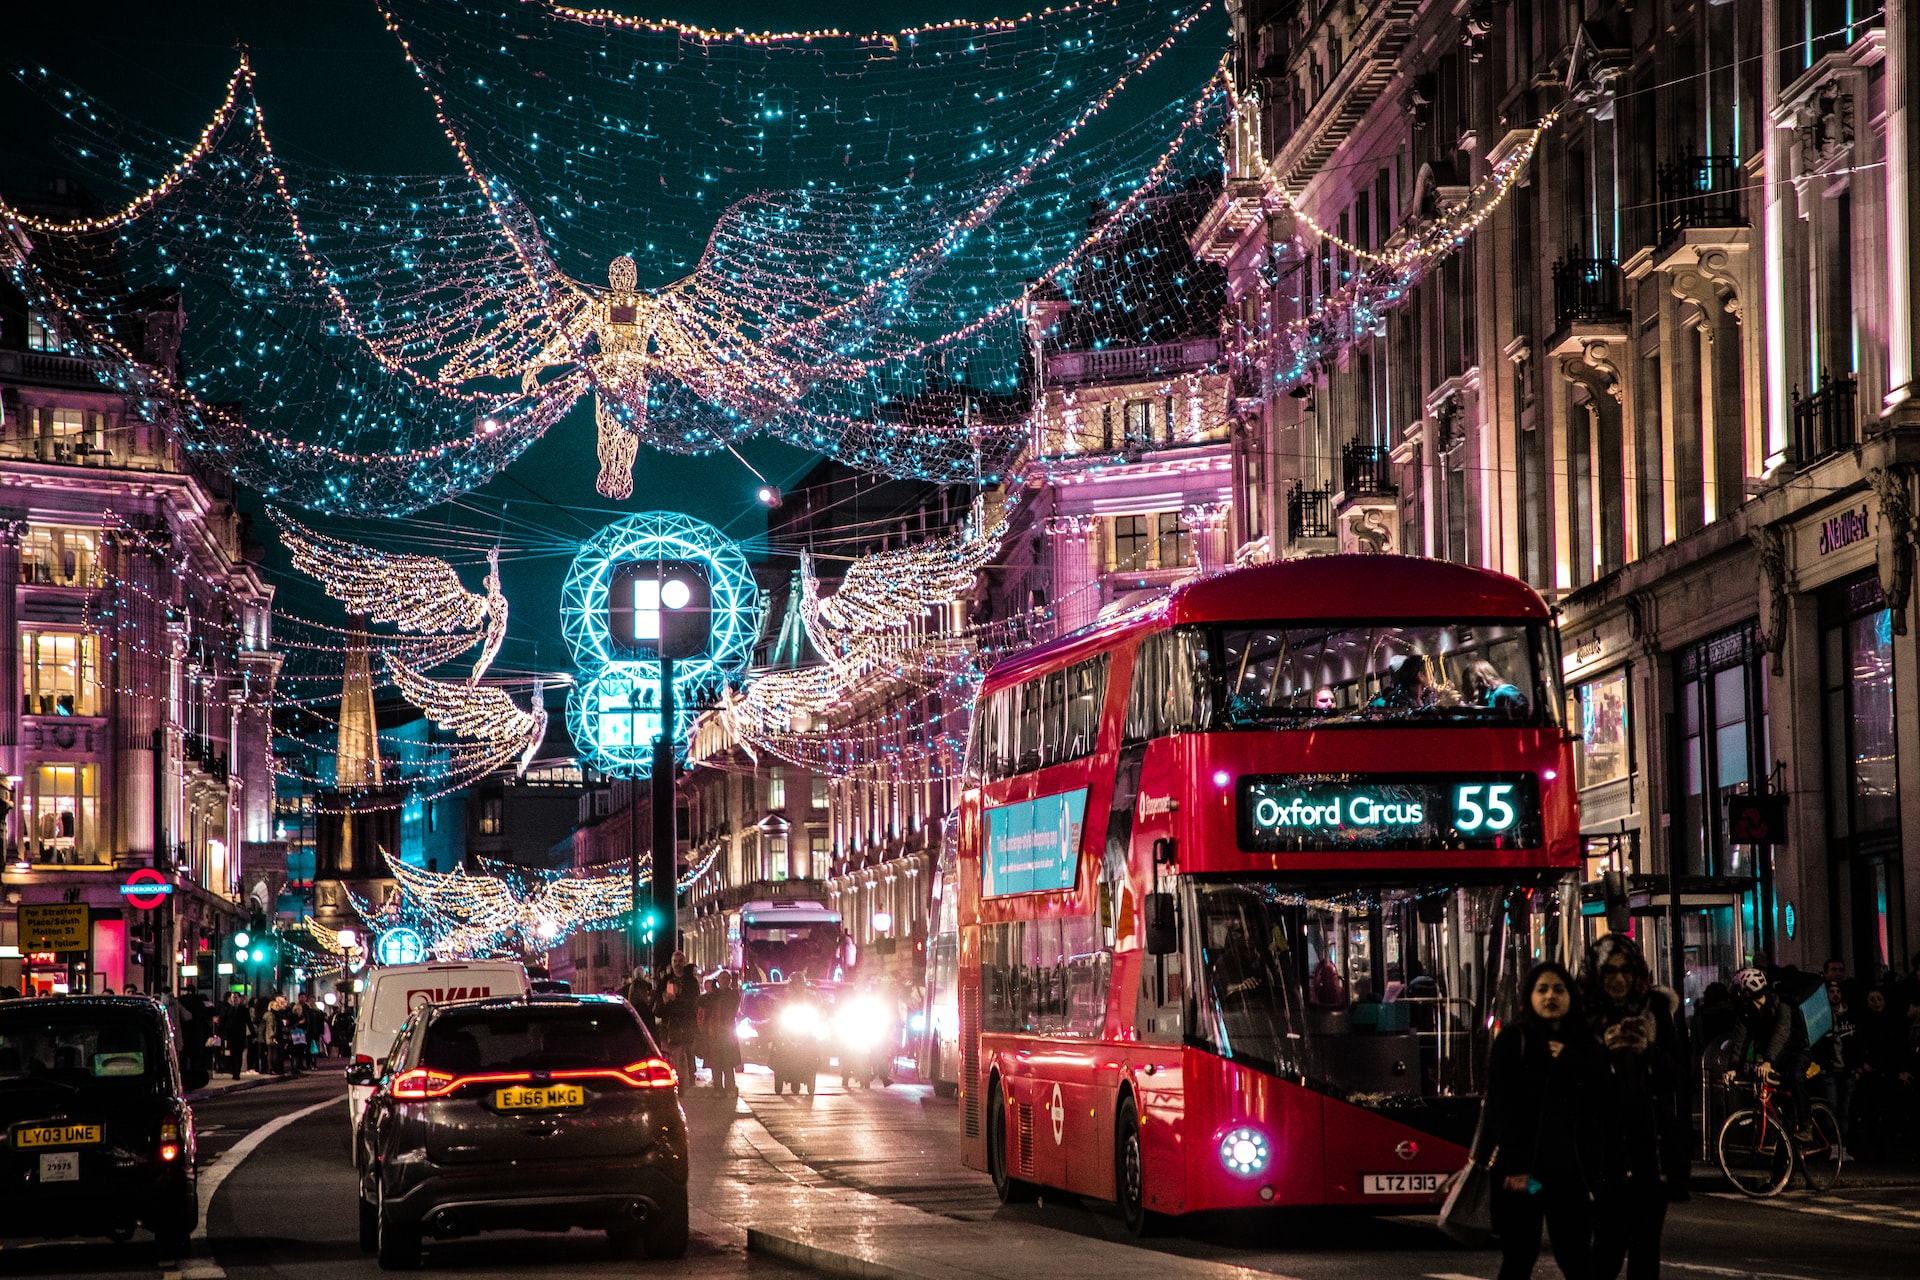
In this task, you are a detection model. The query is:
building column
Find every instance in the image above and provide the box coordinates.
[1884,0,1920,413]
[0,522,18,788]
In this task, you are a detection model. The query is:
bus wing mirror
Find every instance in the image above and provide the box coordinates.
[1144,892,1178,956]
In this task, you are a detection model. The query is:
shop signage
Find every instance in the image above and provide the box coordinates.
[1726,793,1788,844]
[1817,505,1871,557]
[119,868,175,910]
[18,904,90,953]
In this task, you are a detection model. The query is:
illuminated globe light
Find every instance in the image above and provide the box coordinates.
[871,911,893,934]
[376,926,427,967]
[536,918,561,942]
[560,512,760,779]
[1219,1126,1269,1176]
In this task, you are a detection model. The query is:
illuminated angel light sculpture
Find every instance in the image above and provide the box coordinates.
[272,509,510,685]
[386,656,549,778]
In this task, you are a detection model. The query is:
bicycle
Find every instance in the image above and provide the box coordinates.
[1714,1070,1844,1197]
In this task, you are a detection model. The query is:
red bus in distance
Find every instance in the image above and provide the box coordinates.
[955,555,1580,1231]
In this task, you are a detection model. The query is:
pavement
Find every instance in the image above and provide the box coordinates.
[2,1062,1916,1280]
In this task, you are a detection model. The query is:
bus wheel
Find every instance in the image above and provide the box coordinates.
[1115,1096,1159,1236]
[987,1078,1037,1204]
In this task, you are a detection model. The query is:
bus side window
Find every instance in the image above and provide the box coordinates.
[1124,635,1165,742]
[1040,671,1067,768]
[1136,950,1184,1044]
[1065,655,1108,759]
[1016,679,1044,773]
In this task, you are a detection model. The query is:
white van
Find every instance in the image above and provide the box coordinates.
[346,960,529,1129]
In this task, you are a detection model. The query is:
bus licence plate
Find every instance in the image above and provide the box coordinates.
[13,1123,102,1149]
[1362,1172,1442,1195]
[494,1085,583,1111]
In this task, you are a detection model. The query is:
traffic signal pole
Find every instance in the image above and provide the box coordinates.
[651,654,676,975]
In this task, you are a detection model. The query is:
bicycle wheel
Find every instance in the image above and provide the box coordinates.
[1799,1103,1844,1192]
[1717,1108,1792,1197]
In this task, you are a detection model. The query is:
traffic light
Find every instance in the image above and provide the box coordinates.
[129,920,150,969]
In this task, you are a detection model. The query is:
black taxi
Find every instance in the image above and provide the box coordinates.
[0,997,197,1254]
[351,993,687,1269]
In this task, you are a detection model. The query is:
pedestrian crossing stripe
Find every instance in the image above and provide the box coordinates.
[1703,1191,1920,1229]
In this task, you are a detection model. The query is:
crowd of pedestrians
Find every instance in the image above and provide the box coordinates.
[619,951,744,1092]
[1477,940,1920,1280]
[207,990,354,1080]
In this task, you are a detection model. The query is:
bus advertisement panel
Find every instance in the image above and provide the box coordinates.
[954,556,1581,1233]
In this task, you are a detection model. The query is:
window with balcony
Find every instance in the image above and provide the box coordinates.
[25,313,56,352]
[764,833,790,882]
[21,631,101,716]
[20,525,100,588]
[809,832,831,880]
[1123,400,1152,450]
[22,763,102,865]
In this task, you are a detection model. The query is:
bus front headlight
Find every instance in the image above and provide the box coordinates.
[1219,1126,1269,1176]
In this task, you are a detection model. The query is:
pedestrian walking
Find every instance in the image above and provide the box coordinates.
[706,971,743,1093]
[1582,935,1687,1280]
[218,993,252,1080]
[1474,961,1599,1280]
[1811,980,1857,1160]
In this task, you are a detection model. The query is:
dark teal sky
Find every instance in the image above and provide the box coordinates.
[4,1,1212,683]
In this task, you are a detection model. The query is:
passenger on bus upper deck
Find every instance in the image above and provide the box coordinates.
[1464,659,1529,715]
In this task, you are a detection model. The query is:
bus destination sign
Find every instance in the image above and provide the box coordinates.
[983,788,1089,897]
[1237,773,1542,853]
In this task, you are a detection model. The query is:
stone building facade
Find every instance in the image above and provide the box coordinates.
[0,221,277,994]
[1195,0,1920,989]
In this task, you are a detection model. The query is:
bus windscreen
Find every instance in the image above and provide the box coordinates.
[1215,622,1559,727]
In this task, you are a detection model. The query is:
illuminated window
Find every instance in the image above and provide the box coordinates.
[767,766,786,811]
[810,775,828,810]
[20,525,100,587]
[25,313,56,351]
[478,794,503,836]
[764,833,789,882]
[1124,400,1153,449]
[809,832,831,880]
[23,763,102,865]
[21,630,101,716]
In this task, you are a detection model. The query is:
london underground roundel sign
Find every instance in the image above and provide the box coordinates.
[376,926,427,967]
[120,868,175,911]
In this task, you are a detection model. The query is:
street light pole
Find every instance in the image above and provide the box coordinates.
[651,654,676,975]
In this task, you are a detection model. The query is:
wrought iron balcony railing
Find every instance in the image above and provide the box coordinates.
[1341,439,1395,498]
[1792,373,1858,467]
[1552,256,1627,328]
[1656,154,1746,241]
[1287,481,1334,541]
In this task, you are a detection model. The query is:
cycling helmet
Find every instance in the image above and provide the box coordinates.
[1732,966,1770,996]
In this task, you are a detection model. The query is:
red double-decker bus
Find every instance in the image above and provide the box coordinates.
[954,556,1580,1231]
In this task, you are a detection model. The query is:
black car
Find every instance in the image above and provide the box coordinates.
[0,997,197,1254]
[352,993,688,1269]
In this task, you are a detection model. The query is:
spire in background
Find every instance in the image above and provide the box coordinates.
[336,624,383,789]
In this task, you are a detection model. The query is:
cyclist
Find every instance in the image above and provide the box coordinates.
[1721,966,1813,1141]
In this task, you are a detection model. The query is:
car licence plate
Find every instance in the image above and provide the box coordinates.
[38,1152,80,1183]
[1362,1172,1443,1195]
[13,1123,102,1149]
[494,1085,584,1111]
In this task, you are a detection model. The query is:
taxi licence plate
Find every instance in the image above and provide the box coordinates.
[1362,1172,1443,1195]
[494,1085,584,1111]
[13,1123,102,1149]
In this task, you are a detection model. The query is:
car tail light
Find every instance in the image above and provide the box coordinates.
[355,1054,375,1066]
[390,1068,460,1099]
[159,1114,184,1163]
[613,1058,678,1089]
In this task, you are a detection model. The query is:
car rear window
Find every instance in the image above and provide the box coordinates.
[421,1006,656,1074]
[0,1009,163,1087]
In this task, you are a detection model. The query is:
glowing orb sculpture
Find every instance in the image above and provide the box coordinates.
[562,512,759,778]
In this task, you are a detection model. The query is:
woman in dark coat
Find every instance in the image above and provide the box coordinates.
[1582,935,1688,1280]
[1475,960,1601,1280]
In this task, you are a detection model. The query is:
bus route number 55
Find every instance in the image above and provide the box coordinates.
[1454,783,1516,833]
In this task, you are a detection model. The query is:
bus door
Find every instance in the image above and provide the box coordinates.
[1129,937,1187,1214]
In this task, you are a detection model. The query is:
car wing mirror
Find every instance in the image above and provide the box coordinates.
[345,1061,376,1087]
